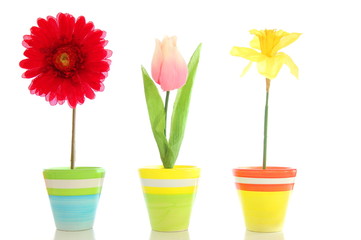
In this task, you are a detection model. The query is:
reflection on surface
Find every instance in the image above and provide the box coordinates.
[54,229,95,240]
[244,230,284,240]
[150,230,190,240]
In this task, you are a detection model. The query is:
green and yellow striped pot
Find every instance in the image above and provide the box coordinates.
[139,165,200,232]
[43,167,105,231]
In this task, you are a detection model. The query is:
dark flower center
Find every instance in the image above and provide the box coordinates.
[52,46,82,78]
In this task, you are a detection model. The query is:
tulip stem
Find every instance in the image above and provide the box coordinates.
[263,78,271,169]
[164,91,170,137]
[70,108,76,170]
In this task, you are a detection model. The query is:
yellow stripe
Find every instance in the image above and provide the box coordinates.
[139,165,200,179]
[238,190,292,232]
[142,186,197,194]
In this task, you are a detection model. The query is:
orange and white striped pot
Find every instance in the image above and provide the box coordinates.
[233,167,297,232]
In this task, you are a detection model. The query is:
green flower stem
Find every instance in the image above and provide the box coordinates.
[164,91,170,137]
[263,78,271,169]
[70,108,76,170]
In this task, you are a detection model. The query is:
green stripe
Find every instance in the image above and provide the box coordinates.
[43,167,105,180]
[143,193,196,231]
[47,187,102,196]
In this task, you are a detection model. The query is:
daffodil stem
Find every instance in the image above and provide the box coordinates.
[164,91,170,137]
[263,78,271,170]
[70,108,76,170]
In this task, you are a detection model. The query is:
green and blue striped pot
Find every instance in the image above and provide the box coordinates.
[43,167,105,231]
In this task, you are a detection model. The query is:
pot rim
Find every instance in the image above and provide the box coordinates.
[139,165,200,179]
[43,167,105,180]
[233,166,296,178]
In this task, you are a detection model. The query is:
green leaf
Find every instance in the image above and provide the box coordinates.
[141,66,169,165]
[167,43,202,168]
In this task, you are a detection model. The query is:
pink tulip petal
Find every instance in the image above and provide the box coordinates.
[151,39,163,84]
[169,36,177,46]
[159,39,187,91]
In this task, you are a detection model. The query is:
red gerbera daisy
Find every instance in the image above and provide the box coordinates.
[20,13,112,108]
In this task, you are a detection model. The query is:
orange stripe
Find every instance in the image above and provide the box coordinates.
[233,167,296,178]
[235,183,294,191]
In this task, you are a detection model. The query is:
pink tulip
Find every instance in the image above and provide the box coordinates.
[151,36,188,91]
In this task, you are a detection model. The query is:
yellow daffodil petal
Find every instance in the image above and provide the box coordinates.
[249,36,261,50]
[249,29,262,37]
[272,32,302,55]
[256,56,284,79]
[278,52,299,79]
[241,61,253,77]
[275,30,288,38]
[230,47,265,62]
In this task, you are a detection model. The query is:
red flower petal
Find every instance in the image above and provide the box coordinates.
[22,68,44,78]
[36,18,59,47]
[84,60,110,72]
[44,16,60,43]
[23,48,44,60]
[82,82,96,99]
[83,30,105,46]
[19,59,45,69]
[74,21,95,44]
[30,27,50,46]
[57,13,75,44]
[86,49,112,62]
[22,35,32,48]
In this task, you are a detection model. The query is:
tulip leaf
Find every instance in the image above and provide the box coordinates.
[141,66,169,165]
[168,43,202,168]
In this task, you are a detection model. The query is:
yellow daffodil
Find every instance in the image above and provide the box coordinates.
[230,29,301,80]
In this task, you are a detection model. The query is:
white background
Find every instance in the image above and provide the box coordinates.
[0,0,360,239]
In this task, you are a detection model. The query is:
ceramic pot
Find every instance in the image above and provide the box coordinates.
[139,165,200,232]
[43,167,105,231]
[233,167,296,232]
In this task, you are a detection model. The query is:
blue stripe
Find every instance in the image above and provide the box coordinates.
[48,194,101,231]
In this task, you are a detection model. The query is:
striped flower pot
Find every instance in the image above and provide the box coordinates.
[43,167,105,231]
[139,165,200,232]
[233,167,296,232]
